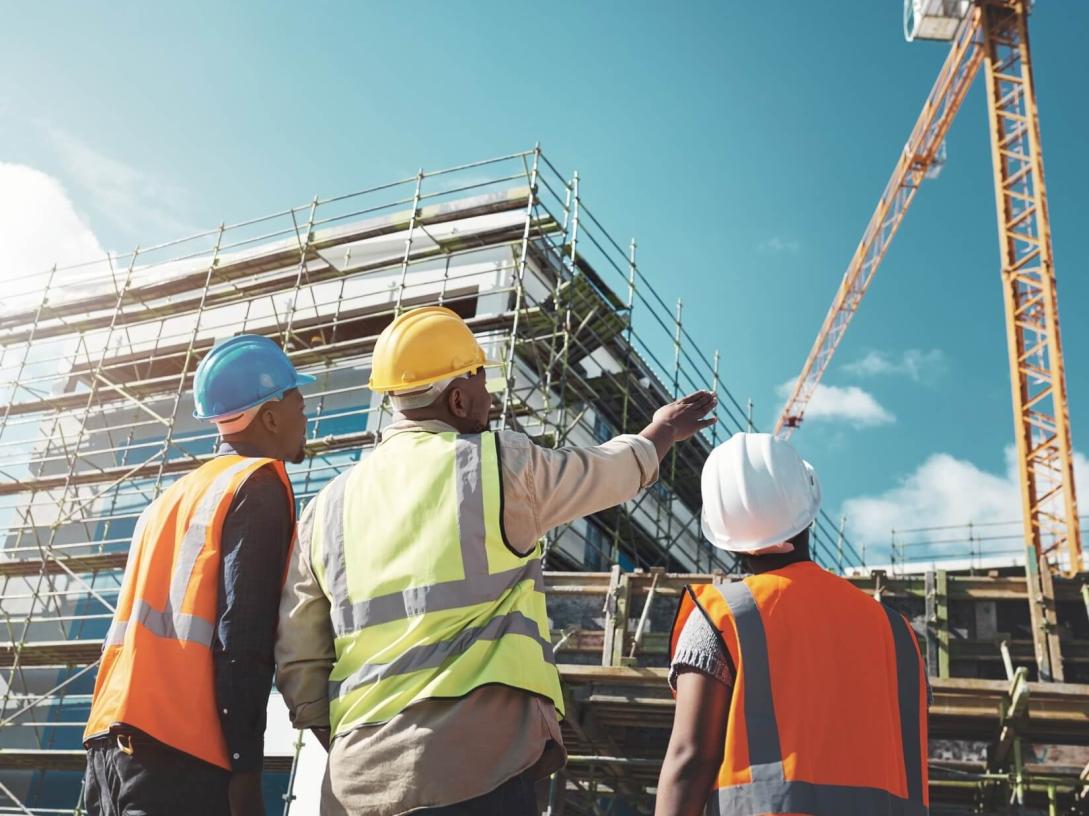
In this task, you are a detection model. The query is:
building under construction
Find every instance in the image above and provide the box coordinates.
[0,147,1085,815]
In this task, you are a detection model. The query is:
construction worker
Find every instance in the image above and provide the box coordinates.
[275,305,717,815]
[656,432,929,816]
[82,335,314,816]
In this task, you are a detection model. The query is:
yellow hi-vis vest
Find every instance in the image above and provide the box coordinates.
[309,429,564,736]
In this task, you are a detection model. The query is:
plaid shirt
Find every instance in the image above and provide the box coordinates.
[213,441,293,772]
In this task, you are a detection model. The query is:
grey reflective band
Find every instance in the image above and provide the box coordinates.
[883,604,925,806]
[454,435,489,577]
[322,470,351,605]
[103,620,125,648]
[329,610,555,699]
[705,582,928,816]
[104,599,216,649]
[295,500,316,576]
[103,503,154,647]
[322,433,540,637]
[714,581,785,783]
[170,458,259,613]
[710,780,928,816]
[104,457,260,652]
[103,504,153,651]
[331,560,544,635]
[129,503,153,557]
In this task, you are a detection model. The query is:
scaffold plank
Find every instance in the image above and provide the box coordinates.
[0,189,535,339]
[0,310,521,422]
[543,571,1088,603]
[0,640,103,668]
[0,552,126,578]
[557,664,1089,744]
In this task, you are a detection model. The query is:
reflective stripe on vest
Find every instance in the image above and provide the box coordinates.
[707,581,927,816]
[84,455,295,770]
[313,430,563,733]
[102,456,258,649]
[329,610,554,699]
[319,435,546,637]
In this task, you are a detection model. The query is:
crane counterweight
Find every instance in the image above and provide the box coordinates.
[905,0,973,42]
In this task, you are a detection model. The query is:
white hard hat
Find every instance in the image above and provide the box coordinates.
[701,432,821,554]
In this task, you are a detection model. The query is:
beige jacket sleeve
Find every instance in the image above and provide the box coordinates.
[497,432,660,554]
[275,499,336,730]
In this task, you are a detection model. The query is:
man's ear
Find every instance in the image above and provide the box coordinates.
[258,403,279,433]
[446,384,468,419]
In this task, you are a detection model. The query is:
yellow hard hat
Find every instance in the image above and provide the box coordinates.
[368,306,502,393]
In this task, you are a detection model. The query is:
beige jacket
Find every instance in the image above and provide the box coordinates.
[275,418,659,815]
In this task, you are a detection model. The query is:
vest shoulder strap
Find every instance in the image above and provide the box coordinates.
[106,455,284,650]
[711,580,785,784]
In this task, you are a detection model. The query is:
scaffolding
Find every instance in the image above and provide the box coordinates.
[889,518,1089,576]
[0,148,862,814]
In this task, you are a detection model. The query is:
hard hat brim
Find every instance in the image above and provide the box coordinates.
[193,372,317,421]
[701,507,810,554]
[370,358,503,393]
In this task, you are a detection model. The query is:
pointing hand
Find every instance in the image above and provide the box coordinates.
[641,391,718,461]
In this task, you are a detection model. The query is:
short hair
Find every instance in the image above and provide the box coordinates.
[787,526,810,551]
[741,525,811,569]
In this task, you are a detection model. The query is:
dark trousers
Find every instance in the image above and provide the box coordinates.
[414,769,538,815]
[84,731,230,816]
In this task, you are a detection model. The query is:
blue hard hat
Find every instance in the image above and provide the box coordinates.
[192,334,316,421]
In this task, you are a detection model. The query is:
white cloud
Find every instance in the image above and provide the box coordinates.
[757,236,800,254]
[778,380,895,427]
[842,447,1089,567]
[43,125,193,238]
[843,348,947,383]
[0,162,107,288]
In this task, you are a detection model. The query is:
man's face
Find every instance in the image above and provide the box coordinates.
[456,369,492,434]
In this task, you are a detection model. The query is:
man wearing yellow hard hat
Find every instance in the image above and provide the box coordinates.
[275,306,716,815]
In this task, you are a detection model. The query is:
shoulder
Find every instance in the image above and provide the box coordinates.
[670,606,733,691]
[236,461,290,501]
[491,429,533,449]
[225,461,292,524]
[490,430,536,470]
[246,461,288,484]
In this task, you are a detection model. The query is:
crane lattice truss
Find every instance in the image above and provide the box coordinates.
[776,0,1081,591]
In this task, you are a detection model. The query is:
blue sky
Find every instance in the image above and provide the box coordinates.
[2,1,1086,563]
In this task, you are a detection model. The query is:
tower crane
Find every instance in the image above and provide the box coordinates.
[774,0,1079,681]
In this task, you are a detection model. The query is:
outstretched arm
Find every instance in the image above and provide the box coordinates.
[498,390,718,551]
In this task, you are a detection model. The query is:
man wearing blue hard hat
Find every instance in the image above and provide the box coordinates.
[83,335,313,816]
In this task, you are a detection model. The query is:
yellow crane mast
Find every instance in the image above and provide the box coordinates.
[774,0,1079,681]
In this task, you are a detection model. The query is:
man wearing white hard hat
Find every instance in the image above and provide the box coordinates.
[656,433,929,816]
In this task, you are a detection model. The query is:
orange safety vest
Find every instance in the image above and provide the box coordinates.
[84,455,294,769]
[670,561,928,816]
